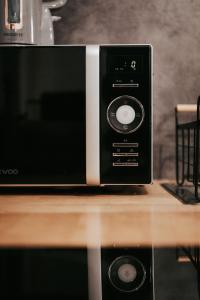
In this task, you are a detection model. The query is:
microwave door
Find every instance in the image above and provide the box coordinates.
[0,248,89,299]
[0,46,86,185]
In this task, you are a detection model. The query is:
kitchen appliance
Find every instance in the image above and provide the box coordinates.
[0,44,152,186]
[0,248,89,299]
[101,247,154,300]
[0,247,154,300]
[0,0,67,45]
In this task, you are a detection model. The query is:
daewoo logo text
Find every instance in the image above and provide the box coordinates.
[0,169,19,175]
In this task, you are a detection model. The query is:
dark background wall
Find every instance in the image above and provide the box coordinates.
[53,0,200,179]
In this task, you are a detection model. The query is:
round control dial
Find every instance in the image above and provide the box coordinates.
[118,263,137,283]
[108,256,146,293]
[116,105,136,125]
[107,95,144,134]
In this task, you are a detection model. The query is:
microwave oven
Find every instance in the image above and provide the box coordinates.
[0,247,154,300]
[0,44,152,186]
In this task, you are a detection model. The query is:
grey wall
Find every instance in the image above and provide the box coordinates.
[53,0,200,179]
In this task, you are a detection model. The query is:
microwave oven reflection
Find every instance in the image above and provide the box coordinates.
[0,246,199,299]
[87,210,153,300]
[101,247,153,299]
[0,248,89,299]
[87,211,102,300]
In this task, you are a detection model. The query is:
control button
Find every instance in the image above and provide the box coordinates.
[113,162,139,167]
[118,263,137,283]
[108,256,146,293]
[113,153,138,157]
[112,83,139,88]
[112,143,139,148]
[107,95,144,134]
[116,105,135,125]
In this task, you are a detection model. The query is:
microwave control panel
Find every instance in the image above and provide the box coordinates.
[100,45,152,184]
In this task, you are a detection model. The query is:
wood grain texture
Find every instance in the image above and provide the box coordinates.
[176,104,197,112]
[0,183,199,248]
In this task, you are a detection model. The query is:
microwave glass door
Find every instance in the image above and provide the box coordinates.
[0,46,86,184]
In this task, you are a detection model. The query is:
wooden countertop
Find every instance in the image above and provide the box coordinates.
[0,182,199,248]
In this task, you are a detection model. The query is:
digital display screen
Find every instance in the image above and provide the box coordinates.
[109,55,143,73]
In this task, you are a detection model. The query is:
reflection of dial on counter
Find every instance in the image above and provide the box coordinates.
[108,256,146,293]
[107,95,144,134]
[118,263,137,283]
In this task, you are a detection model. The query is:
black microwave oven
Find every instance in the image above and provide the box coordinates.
[0,247,154,299]
[0,45,152,186]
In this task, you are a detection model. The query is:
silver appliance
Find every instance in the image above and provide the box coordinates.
[0,0,67,45]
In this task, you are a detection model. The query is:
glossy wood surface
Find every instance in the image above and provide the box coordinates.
[0,183,199,247]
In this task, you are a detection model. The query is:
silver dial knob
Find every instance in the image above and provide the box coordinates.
[116,105,136,125]
[107,95,144,134]
[118,263,137,283]
[108,256,146,293]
